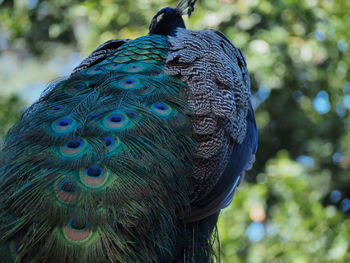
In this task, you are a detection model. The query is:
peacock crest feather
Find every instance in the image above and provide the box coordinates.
[0,1,257,262]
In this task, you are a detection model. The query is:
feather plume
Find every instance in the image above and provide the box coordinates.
[176,0,198,17]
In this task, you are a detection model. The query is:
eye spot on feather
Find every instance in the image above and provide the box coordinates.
[49,105,64,114]
[125,63,144,73]
[110,114,123,123]
[86,166,102,177]
[156,104,166,110]
[121,78,136,89]
[125,79,134,85]
[69,217,89,230]
[106,63,122,71]
[104,113,129,130]
[56,178,79,203]
[103,136,121,153]
[115,77,142,90]
[104,137,113,147]
[59,178,78,193]
[58,120,71,126]
[60,138,88,158]
[81,164,107,187]
[52,118,77,133]
[67,140,82,148]
[64,216,92,242]
[152,103,172,117]
[66,82,87,95]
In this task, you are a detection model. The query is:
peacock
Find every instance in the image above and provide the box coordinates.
[0,0,257,262]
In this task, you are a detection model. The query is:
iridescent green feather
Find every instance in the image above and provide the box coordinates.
[0,35,195,263]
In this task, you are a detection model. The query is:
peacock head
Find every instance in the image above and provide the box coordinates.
[149,7,185,36]
[149,0,197,36]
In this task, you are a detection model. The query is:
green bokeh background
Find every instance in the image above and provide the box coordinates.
[1,0,349,262]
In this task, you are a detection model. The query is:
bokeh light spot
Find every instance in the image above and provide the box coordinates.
[313,91,330,114]
[246,222,265,242]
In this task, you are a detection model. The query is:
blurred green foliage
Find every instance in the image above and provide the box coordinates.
[0,0,349,262]
[219,151,350,262]
[0,95,24,140]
